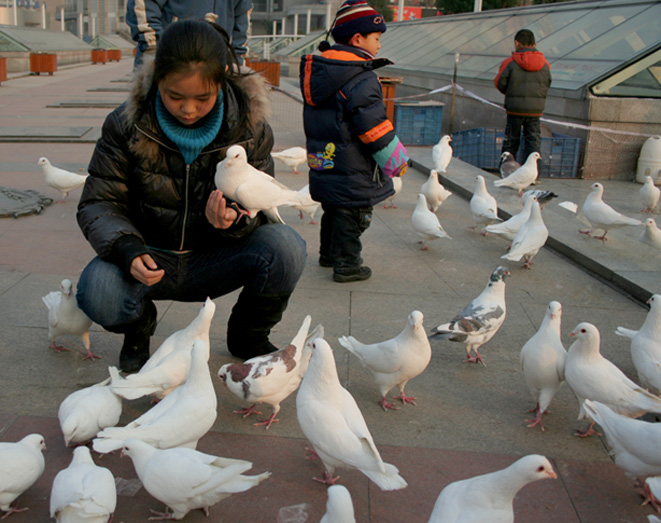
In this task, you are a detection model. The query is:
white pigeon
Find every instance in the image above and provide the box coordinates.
[640,176,660,213]
[58,377,123,447]
[320,485,356,523]
[42,278,96,360]
[580,182,642,240]
[383,176,403,209]
[271,146,307,174]
[427,454,556,523]
[470,175,501,233]
[564,322,661,437]
[411,193,452,250]
[120,438,270,521]
[215,144,302,224]
[93,340,217,453]
[522,189,558,209]
[640,218,661,250]
[291,184,321,224]
[49,446,116,523]
[0,434,46,519]
[646,478,661,514]
[493,152,541,196]
[519,301,566,430]
[501,199,548,269]
[499,151,521,179]
[486,191,536,243]
[296,338,408,490]
[217,316,322,430]
[432,135,452,173]
[338,310,431,411]
[109,298,216,401]
[421,170,452,212]
[583,399,661,507]
[38,157,88,203]
[615,294,661,394]
[430,266,509,367]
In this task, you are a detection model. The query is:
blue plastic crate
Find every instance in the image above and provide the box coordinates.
[394,101,444,146]
[451,127,581,178]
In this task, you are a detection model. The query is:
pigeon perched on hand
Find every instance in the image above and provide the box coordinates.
[0,434,46,519]
[58,377,123,447]
[501,199,548,269]
[215,144,302,224]
[583,399,661,508]
[565,322,661,437]
[121,438,270,521]
[338,311,431,411]
[499,151,521,179]
[580,182,642,240]
[383,176,403,209]
[428,454,556,523]
[486,191,536,243]
[296,338,408,490]
[421,170,452,212]
[42,279,96,360]
[49,446,116,523]
[493,152,541,196]
[109,298,216,401]
[640,218,661,250]
[218,316,322,430]
[470,175,501,234]
[430,266,509,367]
[271,147,307,174]
[519,301,566,430]
[93,340,217,453]
[432,135,452,173]
[291,184,321,224]
[320,485,356,523]
[615,294,661,394]
[640,176,660,213]
[38,157,88,203]
[412,193,451,250]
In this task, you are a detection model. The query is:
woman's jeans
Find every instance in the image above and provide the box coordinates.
[76,223,307,331]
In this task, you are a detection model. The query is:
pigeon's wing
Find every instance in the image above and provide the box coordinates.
[235,181,299,213]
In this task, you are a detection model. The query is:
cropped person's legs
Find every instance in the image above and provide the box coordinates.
[522,117,542,168]
[502,114,523,159]
[324,206,372,282]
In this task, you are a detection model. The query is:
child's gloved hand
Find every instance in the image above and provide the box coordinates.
[373,137,409,178]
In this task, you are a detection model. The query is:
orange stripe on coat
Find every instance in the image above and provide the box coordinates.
[303,56,315,106]
[359,120,393,144]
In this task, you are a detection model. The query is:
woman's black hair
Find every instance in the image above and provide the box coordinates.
[153,19,250,136]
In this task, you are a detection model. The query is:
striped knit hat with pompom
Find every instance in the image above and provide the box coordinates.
[331,0,387,42]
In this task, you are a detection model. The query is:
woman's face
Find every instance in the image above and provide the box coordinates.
[158,71,220,126]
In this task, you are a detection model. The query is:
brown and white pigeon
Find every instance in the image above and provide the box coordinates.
[109,298,216,401]
[215,144,302,224]
[615,294,661,394]
[38,157,88,203]
[499,151,520,179]
[580,182,642,240]
[49,446,116,523]
[121,438,270,521]
[494,152,541,196]
[427,454,556,523]
[296,338,408,490]
[271,146,307,174]
[42,279,96,360]
[338,311,431,411]
[519,301,566,430]
[217,316,322,430]
[430,266,510,367]
[565,322,661,437]
[421,170,452,213]
[0,434,46,519]
[93,340,217,453]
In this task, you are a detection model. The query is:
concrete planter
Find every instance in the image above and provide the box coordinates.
[91,49,108,64]
[30,53,57,75]
[245,60,280,87]
[0,57,6,85]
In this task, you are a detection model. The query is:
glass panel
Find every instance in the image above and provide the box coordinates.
[592,51,661,98]
[548,58,619,90]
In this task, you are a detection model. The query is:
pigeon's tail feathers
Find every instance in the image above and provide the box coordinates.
[92,436,125,454]
[429,326,467,343]
[635,388,661,414]
[337,336,366,362]
[501,250,523,262]
[108,366,157,400]
[493,178,509,188]
[42,290,60,310]
[263,207,286,224]
[361,463,408,491]
[615,327,637,340]
[306,323,325,343]
[213,471,271,495]
[558,201,578,213]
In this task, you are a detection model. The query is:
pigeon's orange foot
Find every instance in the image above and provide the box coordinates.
[526,411,546,431]
[254,413,279,430]
[464,353,487,367]
[379,397,399,411]
[49,342,69,353]
[82,351,102,361]
[313,471,340,485]
[1,505,29,520]
[304,446,319,460]
[233,404,261,418]
[394,393,417,406]
[148,508,177,521]
[574,422,601,438]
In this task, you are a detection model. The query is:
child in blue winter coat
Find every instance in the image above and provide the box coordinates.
[300,0,409,283]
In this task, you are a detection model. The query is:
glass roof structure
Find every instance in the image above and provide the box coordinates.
[376,0,660,96]
[0,24,91,52]
[90,34,134,50]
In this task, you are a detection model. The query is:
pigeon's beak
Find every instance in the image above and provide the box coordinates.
[569,330,576,337]
[120,449,126,458]
[546,468,558,479]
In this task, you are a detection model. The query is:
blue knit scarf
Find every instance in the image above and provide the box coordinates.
[155,90,224,165]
